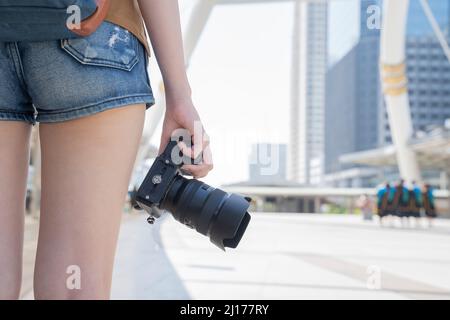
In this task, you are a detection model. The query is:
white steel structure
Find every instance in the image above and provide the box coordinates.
[380,0,450,184]
[136,0,449,192]
[380,0,422,184]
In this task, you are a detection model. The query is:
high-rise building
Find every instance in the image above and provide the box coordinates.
[325,47,357,174]
[356,0,381,152]
[325,0,450,188]
[288,1,328,185]
[325,0,380,174]
[407,0,450,36]
[249,144,287,185]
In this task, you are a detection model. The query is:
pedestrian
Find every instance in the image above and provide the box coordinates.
[377,183,393,225]
[422,184,437,228]
[393,179,410,227]
[407,181,423,228]
[358,194,373,221]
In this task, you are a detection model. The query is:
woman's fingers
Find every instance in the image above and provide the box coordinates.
[182,143,213,178]
[192,130,208,160]
[202,141,213,166]
[176,130,210,163]
[160,116,213,178]
[182,164,212,179]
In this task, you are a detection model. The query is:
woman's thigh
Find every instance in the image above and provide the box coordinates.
[34,104,146,300]
[0,121,32,299]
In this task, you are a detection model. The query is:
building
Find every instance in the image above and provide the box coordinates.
[356,0,381,152]
[288,1,328,185]
[324,0,381,186]
[249,143,288,185]
[340,121,450,190]
[325,46,357,175]
[406,0,450,36]
[325,0,450,188]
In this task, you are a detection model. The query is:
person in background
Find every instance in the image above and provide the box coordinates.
[407,181,423,228]
[393,179,410,227]
[358,194,373,221]
[377,183,392,225]
[422,184,437,227]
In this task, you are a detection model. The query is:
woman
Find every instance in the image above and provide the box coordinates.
[0,0,213,299]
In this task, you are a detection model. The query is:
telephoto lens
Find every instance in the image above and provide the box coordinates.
[134,140,251,251]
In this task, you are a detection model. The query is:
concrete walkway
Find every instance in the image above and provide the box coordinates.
[112,213,450,300]
[21,213,450,300]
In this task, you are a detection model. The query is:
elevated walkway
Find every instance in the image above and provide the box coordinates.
[21,213,450,300]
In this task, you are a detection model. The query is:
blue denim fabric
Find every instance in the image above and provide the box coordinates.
[0,21,155,124]
[0,0,98,42]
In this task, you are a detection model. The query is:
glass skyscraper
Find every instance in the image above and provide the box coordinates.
[288,2,328,185]
[325,0,380,172]
[407,0,450,36]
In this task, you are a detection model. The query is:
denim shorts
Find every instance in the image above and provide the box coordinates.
[0,21,155,124]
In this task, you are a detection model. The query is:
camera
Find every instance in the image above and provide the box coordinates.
[134,139,251,251]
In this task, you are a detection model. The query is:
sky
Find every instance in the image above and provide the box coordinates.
[147,0,360,187]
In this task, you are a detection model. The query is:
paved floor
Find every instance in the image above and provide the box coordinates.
[112,213,450,300]
[21,213,450,300]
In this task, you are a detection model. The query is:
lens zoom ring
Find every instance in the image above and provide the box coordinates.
[196,188,227,236]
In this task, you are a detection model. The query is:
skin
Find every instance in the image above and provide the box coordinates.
[0,122,31,299]
[0,0,213,299]
[34,105,146,299]
[137,0,213,176]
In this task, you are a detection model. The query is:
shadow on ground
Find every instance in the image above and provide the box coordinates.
[111,214,190,300]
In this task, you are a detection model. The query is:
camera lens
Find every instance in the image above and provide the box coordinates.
[161,175,251,250]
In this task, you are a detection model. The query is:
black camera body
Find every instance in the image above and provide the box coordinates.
[134,140,251,251]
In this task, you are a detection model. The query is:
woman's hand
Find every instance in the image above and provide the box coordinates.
[159,95,213,179]
[138,0,213,178]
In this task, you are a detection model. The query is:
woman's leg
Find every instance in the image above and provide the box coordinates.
[0,121,32,299]
[34,104,146,300]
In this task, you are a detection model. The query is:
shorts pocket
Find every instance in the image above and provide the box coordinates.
[60,21,139,71]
